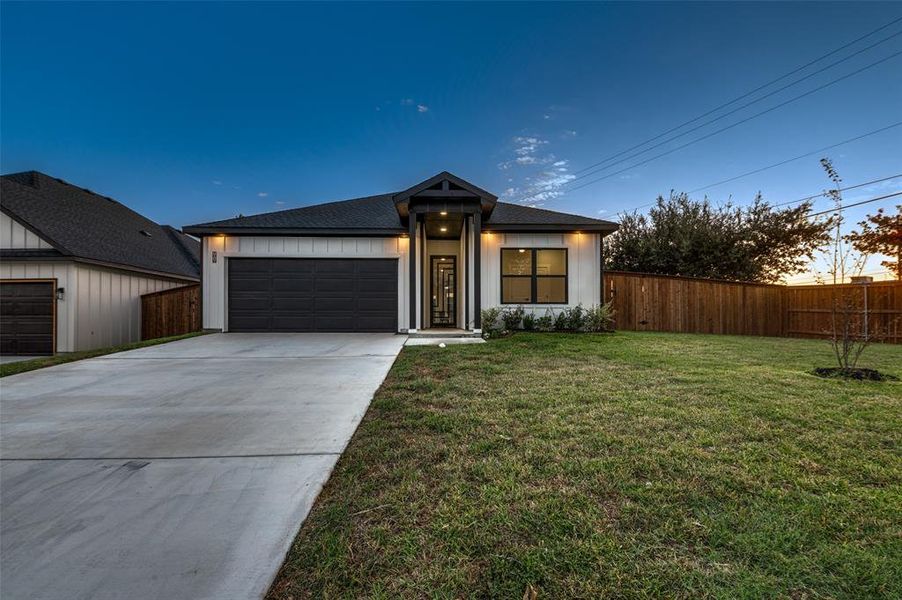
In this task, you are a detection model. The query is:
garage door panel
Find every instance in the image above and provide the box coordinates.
[359,297,397,311]
[357,280,397,294]
[315,278,355,293]
[272,297,316,311]
[315,297,356,312]
[271,315,316,330]
[0,282,54,355]
[356,260,398,274]
[228,296,272,311]
[272,277,315,292]
[228,258,397,333]
[229,278,271,292]
[315,260,355,274]
[228,258,272,273]
[272,260,314,273]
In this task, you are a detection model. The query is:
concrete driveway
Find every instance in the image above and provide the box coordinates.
[0,333,405,600]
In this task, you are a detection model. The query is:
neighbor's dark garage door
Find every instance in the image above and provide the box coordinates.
[227,258,398,332]
[0,281,55,355]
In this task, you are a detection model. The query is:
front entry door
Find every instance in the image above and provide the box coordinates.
[430,256,456,328]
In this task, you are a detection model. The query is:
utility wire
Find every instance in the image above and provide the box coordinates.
[769,174,902,208]
[806,191,902,218]
[687,122,902,194]
[617,173,902,215]
[518,50,902,204]
[571,28,902,182]
[574,15,902,175]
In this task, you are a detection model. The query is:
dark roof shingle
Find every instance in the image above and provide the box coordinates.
[1,171,200,279]
[185,193,617,233]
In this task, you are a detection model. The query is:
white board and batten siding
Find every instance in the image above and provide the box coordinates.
[0,261,184,352]
[3,211,189,351]
[202,235,411,331]
[1,212,54,249]
[480,232,602,314]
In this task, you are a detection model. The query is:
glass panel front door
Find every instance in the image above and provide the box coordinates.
[431,256,456,327]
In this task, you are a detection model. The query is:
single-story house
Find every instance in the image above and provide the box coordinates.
[1,171,200,354]
[183,172,618,334]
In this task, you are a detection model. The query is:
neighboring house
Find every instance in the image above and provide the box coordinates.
[183,171,618,334]
[1,171,200,355]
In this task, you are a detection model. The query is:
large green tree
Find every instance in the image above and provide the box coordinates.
[604,192,833,283]
[846,205,902,280]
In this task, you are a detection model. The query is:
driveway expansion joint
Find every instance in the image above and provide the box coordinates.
[1,452,342,461]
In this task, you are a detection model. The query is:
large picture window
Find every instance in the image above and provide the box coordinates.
[501,248,568,304]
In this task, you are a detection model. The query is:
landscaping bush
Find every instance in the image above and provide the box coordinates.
[501,305,525,331]
[553,310,569,331]
[481,307,503,338]
[565,304,587,331]
[522,313,536,331]
[585,302,616,332]
[535,311,554,332]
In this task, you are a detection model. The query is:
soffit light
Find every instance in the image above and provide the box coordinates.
[440,227,447,232]
[440,211,448,216]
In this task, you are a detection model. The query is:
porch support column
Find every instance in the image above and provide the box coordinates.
[473,211,482,330]
[408,210,417,332]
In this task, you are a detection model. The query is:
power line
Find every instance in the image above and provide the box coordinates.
[518,50,902,204]
[807,191,902,218]
[687,122,902,194]
[571,28,902,182]
[769,173,902,208]
[572,16,902,176]
[617,173,902,215]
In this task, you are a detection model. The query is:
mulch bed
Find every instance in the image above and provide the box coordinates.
[813,367,898,381]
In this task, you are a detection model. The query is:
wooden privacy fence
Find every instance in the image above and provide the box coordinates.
[141,284,201,340]
[604,271,902,342]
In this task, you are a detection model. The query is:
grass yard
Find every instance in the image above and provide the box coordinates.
[0,331,209,377]
[269,332,902,599]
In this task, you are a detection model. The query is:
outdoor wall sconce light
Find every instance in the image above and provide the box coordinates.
[56,287,65,300]
[212,251,218,263]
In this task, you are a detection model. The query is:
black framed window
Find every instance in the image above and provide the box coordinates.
[501,248,567,304]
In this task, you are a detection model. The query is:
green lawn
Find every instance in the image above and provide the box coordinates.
[0,331,209,377]
[269,332,902,599]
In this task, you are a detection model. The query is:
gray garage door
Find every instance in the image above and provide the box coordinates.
[227,258,398,332]
[0,281,55,355]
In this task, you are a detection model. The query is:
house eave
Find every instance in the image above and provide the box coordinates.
[182,226,407,237]
[483,223,619,234]
[0,252,199,282]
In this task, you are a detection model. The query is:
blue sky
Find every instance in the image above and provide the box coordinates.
[2,2,900,280]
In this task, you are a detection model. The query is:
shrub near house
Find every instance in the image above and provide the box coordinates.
[482,302,614,338]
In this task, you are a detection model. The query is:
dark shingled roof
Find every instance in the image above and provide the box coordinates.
[185,193,617,233]
[1,171,200,279]
[190,194,404,232]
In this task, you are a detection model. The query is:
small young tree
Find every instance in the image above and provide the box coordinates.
[819,158,871,373]
[846,204,902,280]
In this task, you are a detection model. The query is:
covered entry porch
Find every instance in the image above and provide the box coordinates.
[395,172,493,334]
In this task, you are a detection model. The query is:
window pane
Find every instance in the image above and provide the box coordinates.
[502,277,532,303]
[536,277,566,303]
[536,249,566,276]
[502,249,532,275]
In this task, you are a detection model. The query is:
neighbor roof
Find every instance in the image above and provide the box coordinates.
[1,171,200,279]
[184,189,618,235]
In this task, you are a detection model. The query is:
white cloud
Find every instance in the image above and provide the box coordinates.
[257,192,269,197]
[417,104,429,113]
[561,129,577,138]
[400,98,414,105]
[275,200,285,206]
[212,180,222,186]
